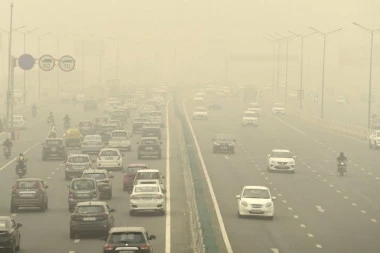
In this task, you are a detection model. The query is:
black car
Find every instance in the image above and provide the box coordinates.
[212,134,236,154]
[64,154,93,180]
[0,216,22,253]
[132,117,148,134]
[11,178,48,212]
[103,227,155,253]
[42,138,66,161]
[142,125,161,140]
[68,178,100,212]
[137,137,162,160]
[70,201,115,239]
[84,99,98,111]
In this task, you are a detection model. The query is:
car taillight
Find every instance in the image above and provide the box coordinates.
[69,190,73,198]
[131,194,138,199]
[140,244,150,250]
[104,243,114,251]
[155,194,164,199]
[97,212,108,219]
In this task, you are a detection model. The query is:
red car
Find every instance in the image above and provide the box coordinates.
[123,164,149,192]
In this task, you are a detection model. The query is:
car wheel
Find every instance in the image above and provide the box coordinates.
[40,201,46,212]
[9,242,16,253]
[237,211,243,218]
[70,229,76,239]
[129,210,134,216]
[160,210,165,216]
[16,236,20,251]
[268,215,274,220]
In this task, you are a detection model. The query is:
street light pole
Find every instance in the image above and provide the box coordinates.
[264,37,276,100]
[6,3,14,130]
[353,22,380,129]
[288,30,316,111]
[309,26,343,119]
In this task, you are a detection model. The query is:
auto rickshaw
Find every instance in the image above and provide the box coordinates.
[63,128,82,149]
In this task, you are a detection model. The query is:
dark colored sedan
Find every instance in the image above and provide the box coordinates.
[212,134,236,154]
[0,216,22,253]
[103,227,155,253]
[70,201,115,239]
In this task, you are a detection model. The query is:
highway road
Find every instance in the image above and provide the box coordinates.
[184,94,380,253]
[0,98,192,253]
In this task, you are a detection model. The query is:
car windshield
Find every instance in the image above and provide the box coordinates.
[141,139,158,145]
[244,112,257,117]
[136,172,160,180]
[17,181,40,189]
[100,150,119,156]
[135,186,159,193]
[110,232,146,244]
[112,132,128,138]
[72,180,95,190]
[83,173,107,180]
[128,166,148,173]
[68,156,89,163]
[215,135,232,141]
[45,140,63,145]
[242,189,270,199]
[272,151,293,158]
[76,205,104,214]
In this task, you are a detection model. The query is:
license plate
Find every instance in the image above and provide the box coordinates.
[73,166,84,170]
[83,217,96,221]
[20,193,34,198]
[105,157,114,160]
[77,194,89,197]
[146,147,154,150]
[249,210,263,214]
[119,251,134,253]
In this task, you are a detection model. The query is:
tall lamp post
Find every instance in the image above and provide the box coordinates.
[353,22,380,129]
[309,26,343,119]
[37,31,52,99]
[264,36,280,100]
[288,30,316,111]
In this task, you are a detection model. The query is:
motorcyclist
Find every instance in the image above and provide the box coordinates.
[2,138,13,148]
[49,123,57,133]
[336,152,347,172]
[63,114,71,123]
[47,112,54,124]
[16,153,27,173]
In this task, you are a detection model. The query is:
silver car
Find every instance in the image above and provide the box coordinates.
[129,184,165,216]
[81,135,103,154]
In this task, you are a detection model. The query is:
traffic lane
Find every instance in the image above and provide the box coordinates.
[186,106,323,253]
[189,101,380,252]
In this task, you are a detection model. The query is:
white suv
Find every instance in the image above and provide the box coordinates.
[241,111,258,127]
[267,149,295,173]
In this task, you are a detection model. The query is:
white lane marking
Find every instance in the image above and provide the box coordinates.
[361,168,366,171]
[51,172,55,175]
[273,188,277,191]
[300,224,306,228]
[293,215,299,219]
[315,244,323,248]
[354,164,359,167]
[312,170,316,173]
[224,156,229,160]
[56,168,59,170]
[282,200,287,204]
[165,98,172,253]
[329,184,334,188]
[307,234,314,238]
[371,219,377,223]
[47,177,51,179]
[69,251,75,253]
[277,193,282,197]
[272,116,306,135]
[376,177,380,180]
[271,248,279,253]
[288,207,293,211]
[268,182,272,185]
[352,203,357,206]
[317,174,321,177]
[361,210,367,214]
[323,179,328,182]
[368,172,373,175]
[183,99,233,253]
[261,172,265,175]
[0,141,40,172]
[344,196,348,199]
[74,239,80,243]
[265,177,269,180]
[315,205,326,213]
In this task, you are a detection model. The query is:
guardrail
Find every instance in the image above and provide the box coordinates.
[288,107,370,141]
[173,92,218,253]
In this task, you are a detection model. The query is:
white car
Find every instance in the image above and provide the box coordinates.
[241,111,258,127]
[13,115,26,129]
[108,130,132,152]
[96,148,123,171]
[133,169,166,192]
[369,130,380,149]
[272,103,286,115]
[193,95,205,103]
[247,102,262,116]
[129,184,166,216]
[236,186,275,219]
[267,149,296,173]
[192,107,208,120]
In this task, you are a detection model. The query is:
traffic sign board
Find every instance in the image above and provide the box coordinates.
[18,54,35,70]
[59,55,75,72]
[39,55,55,71]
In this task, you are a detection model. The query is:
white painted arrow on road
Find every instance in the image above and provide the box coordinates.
[315,205,326,212]
[271,248,279,253]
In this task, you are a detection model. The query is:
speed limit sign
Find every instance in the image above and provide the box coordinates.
[39,55,55,71]
[59,55,75,72]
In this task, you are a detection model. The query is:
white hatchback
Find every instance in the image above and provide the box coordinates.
[236,186,275,219]
[96,148,123,171]
[129,184,166,216]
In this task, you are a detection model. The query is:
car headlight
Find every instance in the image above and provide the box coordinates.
[266,202,273,207]
[241,201,248,206]
[214,142,220,146]
[228,143,235,146]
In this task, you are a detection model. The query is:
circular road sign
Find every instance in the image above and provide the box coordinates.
[18,54,35,70]
[39,55,55,71]
[59,55,75,72]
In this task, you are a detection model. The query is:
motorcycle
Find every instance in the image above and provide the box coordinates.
[16,164,26,178]
[47,118,55,126]
[338,162,346,176]
[3,147,11,159]
[64,121,70,129]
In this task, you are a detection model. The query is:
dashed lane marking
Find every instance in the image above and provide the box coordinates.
[371,219,377,223]
[69,251,75,253]
[271,248,280,253]
[224,156,230,160]
[344,196,348,199]
[336,190,341,193]
[329,184,334,188]
[315,244,323,249]
[352,203,357,206]
[74,239,80,243]
[11,213,16,217]
[315,205,326,213]
[361,210,367,214]
[300,224,306,228]
[288,207,293,211]
[307,234,314,238]
[293,215,299,219]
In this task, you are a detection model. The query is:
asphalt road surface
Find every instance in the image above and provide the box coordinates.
[184,94,380,253]
[0,99,191,253]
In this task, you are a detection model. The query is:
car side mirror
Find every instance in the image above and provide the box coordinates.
[109,174,114,178]
[236,195,241,199]
[149,235,156,240]
[16,223,22,228]
[109,208,116,212]
[267,154,271,158]
[272,196,277,200]
[161,176,165,179]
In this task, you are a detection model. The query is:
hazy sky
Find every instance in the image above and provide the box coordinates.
[1,0,380,95]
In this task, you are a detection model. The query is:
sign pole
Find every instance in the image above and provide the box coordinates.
[9,56,16,130]
[6,3,14,130]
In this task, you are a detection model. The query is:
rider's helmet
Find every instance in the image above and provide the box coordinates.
[340,152,344,156]
[19,153,23,157]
